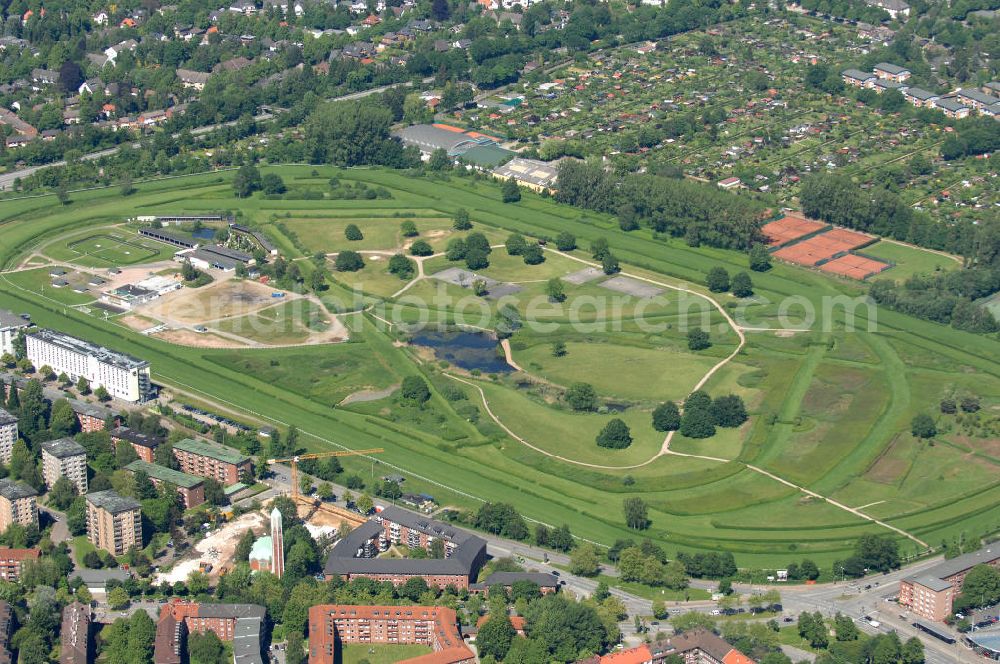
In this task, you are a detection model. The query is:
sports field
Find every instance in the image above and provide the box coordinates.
[1,166,998,569]
[862,240,961,282]
[44,228,164,267]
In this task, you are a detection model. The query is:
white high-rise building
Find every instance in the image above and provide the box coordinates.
[271,506,284,579]
[0,310,29,357]
[41,437,88,495]
[26,329,152,402]
[0,408,16,465]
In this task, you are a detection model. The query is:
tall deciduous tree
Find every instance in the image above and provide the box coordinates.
[652,401,681,432]
[623,497,649,530]
[596,419,632,449]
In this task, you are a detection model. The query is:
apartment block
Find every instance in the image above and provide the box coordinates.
[0,409,15,465]
[0,601,11,664]
[125,460,205,508]
[71,400,116,433]
[0,478,37,531]
[172,438,251,485]
[111,426,164,463]
[324,507,487,590]
[60,602,90,664]
[26,329,152,402]
[153,600,266,664]
[0,547,39,582]
[0,310,29,357]
[85,490,142,556]
[308,605,474,664]
[41,437,88,495]
[900,546,1000,621]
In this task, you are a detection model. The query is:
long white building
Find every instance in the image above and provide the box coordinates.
[26,330,152,402]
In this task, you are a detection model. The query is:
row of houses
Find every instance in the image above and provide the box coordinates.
[842,64,1000,119]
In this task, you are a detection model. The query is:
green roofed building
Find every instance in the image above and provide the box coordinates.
[459,144,514,169]
[249,535,273,572]
[172,438,252,486]
[125,459,206,508]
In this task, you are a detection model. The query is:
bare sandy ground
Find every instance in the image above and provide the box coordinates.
[156,511,268,585]
[145,278,280,324]
[119,314,161,332]
[152,328,245,348]
[103,261,180,291]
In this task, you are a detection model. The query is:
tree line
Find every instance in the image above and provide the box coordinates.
[555,160,765,251]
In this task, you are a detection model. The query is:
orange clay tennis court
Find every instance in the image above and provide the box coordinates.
[773,228,876,266]
[820,254,891,280]
[762,215,828,247]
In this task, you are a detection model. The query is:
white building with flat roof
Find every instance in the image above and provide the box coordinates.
[26,329,152,402]
[0,310,29,357]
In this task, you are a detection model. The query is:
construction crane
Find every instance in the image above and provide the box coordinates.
[267,448,383,502]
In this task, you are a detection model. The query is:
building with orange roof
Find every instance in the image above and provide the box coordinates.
[476,614,526,635]
[308,605,474,664]
[576,629,755,664]
[601,645,652,664]
[0,547,39,582]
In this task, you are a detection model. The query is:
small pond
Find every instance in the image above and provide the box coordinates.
[192,228,217,240]
[410,330,514,374]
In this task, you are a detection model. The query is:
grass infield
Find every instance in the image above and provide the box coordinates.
[1,166,998,568]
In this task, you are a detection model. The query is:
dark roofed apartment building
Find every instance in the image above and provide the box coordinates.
[900,546,1000,621]
[59,602,90,664]
[111,426,164,463]
[85,490,141,555]
[324,506,487,589]
[0,478,37,531]
[154,600,266,664]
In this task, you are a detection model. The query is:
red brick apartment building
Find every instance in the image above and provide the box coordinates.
[125,459,205,508]
[0,547,39,581]
[153,600,266,664]
[111,426,163,463]
[71,400,118,433]
[0,600,12,664]
[60,602,90,664]
[323,506,487,589]
[308,605,474,664]
[900,546,1000,621]
[172,438,251,485]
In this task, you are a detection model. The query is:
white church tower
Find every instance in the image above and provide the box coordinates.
[270,506,284,579]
